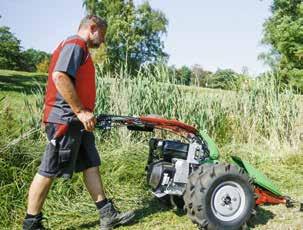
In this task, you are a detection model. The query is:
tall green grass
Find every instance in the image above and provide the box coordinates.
[0,67,302,228]
[95,65,301,151]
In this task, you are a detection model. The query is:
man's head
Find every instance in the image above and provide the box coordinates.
[78,15,107,48]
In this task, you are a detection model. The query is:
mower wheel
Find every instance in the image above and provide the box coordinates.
[183,163,255,230]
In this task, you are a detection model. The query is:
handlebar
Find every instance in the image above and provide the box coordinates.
[71,114,155,132]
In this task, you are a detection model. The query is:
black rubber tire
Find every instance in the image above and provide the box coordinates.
[183,163,255,230]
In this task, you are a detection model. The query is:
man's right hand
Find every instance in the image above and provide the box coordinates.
[76,110,96,132]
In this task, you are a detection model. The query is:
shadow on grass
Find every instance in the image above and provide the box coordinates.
[0,72,46,95]
[78,201,276,229]
[249,206,275,228]
[78,196,185,229]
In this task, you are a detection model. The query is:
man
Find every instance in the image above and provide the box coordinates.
[23,15,135,230]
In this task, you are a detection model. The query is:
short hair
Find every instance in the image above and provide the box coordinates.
[79,15,107,30]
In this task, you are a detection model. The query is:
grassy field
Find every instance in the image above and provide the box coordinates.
[0,69,302,230]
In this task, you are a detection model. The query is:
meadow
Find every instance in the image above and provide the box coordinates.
[0,68,302,229]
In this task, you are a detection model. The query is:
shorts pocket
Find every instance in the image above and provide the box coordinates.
[58,149,72,165]
[40,142,59,173]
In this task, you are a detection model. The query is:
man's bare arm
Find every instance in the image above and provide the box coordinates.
[52,71,96,131]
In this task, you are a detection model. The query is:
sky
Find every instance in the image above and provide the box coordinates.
[0,0,273,76]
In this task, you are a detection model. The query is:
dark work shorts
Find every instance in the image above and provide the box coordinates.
[38,122,101,179]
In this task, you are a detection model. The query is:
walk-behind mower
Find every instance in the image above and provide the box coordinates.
[94,114,302,230]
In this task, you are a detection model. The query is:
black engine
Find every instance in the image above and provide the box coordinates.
[146,138,191,195]
[147,138,189,164]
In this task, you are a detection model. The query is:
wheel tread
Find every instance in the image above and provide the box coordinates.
[183,163,256,230]
[225,164,231,172]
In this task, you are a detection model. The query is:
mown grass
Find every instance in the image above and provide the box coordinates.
[0,69,302,230]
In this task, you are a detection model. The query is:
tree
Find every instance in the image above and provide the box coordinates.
[191,64,213,87]
[22,48,50,72]
[207,69,245,90]
[0,26,23,70]
[0,26,50,72]
[83,0,168,72]
[263,0,303,92]
[174,66,192,85]
[82,0,97,14]
[36,58,50,73]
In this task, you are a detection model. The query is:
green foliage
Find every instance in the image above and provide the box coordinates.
[0,26,23,70]
[205,69,247,90]
[258,49,280,72]
[83,0,168,72]
[91,43,107,64]
[263,0,303,93]
[160,65,247,91]
[94,65,300,147]
[0,26,50,72]
[175,66,192,85]
[36,58,50,73]
[22,48,50,72]
[190,64,213,87]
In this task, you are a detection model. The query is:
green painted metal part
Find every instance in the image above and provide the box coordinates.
[231,156,283,196]
[199,131,219,160]
[201,158,219,164]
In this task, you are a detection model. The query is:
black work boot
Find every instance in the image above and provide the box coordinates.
[22,213,45,230]
[98,200,135,230]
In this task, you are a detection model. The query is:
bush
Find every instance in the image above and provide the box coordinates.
[36,58,50,73]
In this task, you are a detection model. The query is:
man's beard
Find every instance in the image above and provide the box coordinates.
[91,37,101,48]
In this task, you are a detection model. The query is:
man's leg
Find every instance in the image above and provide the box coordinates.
[27,173,53,215]
[82,166,135,230]
[79,131,135,229]
[23,173,53,230]
[83,166,106,202]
